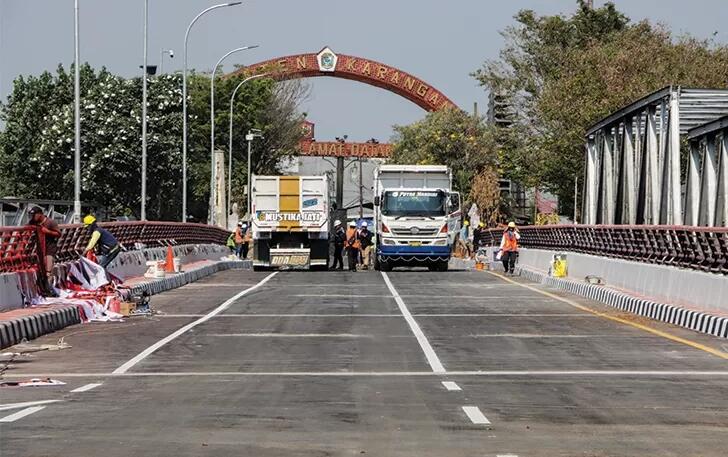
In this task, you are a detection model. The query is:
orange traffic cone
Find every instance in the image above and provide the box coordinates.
[164,245,176,273]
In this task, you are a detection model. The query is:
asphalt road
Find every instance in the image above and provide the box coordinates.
[1,268,727,456]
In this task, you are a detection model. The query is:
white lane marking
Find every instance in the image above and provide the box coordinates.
[70,383,102,393]
[0,406,46,423]
[442,381,461,391]
[158,314,399,318]
[381,272,446,374]
[462,406,491,425]
[294,294,391,298]
[0,400,61,412]
[113,272,278,374]
[207,333,370,338]
[6,370,728,378]
[470,334,616,338]
[497,454,519,457]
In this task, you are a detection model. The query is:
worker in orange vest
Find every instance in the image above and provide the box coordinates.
[345,221,360,271]
[499,221,521,274]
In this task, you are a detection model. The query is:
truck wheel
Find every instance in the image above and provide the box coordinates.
[373,254,381,271]
[427,263,437,271]
[381,260,392,272]
[437,261,449,272]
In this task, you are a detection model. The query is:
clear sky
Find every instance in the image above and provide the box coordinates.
[1,0,726,142]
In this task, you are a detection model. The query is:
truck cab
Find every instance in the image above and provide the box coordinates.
[373,165,459,271]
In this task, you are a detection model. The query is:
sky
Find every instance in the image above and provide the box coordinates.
[1,0,727,142]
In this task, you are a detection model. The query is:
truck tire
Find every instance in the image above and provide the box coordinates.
[380,260,392,272]
[373,252,381,271]
[437,260,449,272]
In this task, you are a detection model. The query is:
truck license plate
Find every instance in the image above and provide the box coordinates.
[409,241,422,247]
[271,255,309,266]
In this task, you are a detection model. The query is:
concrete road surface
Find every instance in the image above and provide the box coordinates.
[1,269,727,456]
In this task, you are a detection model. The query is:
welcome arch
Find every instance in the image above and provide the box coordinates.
[229,47,457,112]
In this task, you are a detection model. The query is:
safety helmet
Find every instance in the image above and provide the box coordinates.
[348,221,356,227]
[334,219,341,226]
[28,206,43,215]
[478,222,484,228]
[83,214,96,226]
[463,220,469,226]
[237,222,243,226]
[361,221,368,228]
[508,221,516,228]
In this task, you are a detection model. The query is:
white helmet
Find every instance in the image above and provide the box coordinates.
[348,221,356,227]
[334,219,341,226]
[361,221,368,227]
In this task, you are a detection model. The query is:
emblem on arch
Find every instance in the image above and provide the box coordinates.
[317,46,338,72]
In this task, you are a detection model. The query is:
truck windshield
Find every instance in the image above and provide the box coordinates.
[381,190,446,217]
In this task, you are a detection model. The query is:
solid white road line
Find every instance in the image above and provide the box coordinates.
[442,381,462,391]
[497,454,519,457]
[158,314,399,318]
[70,383,102,393]
[207,333,370,338]
[0,406,46,423]
[112,272,278,374]
[381,272,446,374]
[0,400,61,412]
[462,406,491,425]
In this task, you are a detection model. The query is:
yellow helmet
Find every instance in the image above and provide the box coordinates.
[83,214,96,226]
[508,221,516,228]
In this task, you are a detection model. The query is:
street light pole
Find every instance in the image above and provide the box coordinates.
[182,1,242,223]
[159,49,173,74]
[141,0,149,220]
[228,73,267,218]
[209,45,258,226]
[245,130,263,220]
[73,0,81,223]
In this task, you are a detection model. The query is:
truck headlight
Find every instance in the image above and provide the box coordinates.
[434,238,448,245]
[382,238,395,245]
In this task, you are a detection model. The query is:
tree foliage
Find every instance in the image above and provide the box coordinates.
[389,107,499,203]
[473,0,728,217]
[0,64,307,221]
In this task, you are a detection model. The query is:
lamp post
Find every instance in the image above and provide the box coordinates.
[73,0,81,223]
[141,0,149,220]
[182,1,242,223]
[159,49,174,74]
[246,129,263,220]
[228,73,268,218]
[209,45,259,226]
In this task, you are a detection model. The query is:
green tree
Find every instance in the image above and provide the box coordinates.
[473,0,728,217]
[389,107,500,217]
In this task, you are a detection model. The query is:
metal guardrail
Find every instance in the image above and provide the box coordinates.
[0,222,230,273]
[475,225,728,275]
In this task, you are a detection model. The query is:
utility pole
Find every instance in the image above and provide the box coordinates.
[358,157,363,219]
[141,0,148,220]
[574,175,579,224]
[73,0,81,223]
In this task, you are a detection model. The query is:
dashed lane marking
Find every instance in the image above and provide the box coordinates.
[0,406,46,423]
[382,272,446,373]
[462,406,491,425]
[112,272,278,374]
[488,271,728,360]
[70,383,102,393]
[442,381,462,391]
[0,400,61,412]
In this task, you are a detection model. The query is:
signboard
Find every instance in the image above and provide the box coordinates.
[257,211,323,223]
[271,254,310,266]
[298,140,392,158]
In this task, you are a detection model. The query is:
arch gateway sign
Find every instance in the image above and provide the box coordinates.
[235,47,457,112]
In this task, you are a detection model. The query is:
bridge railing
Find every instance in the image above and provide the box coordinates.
[475,225,728,275]
[0,222,231,273]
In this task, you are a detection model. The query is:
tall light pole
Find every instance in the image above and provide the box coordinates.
[141,0,149,220]
[209,45,258,226]
[182,1,242,223]
[73,0,81,223]
[246,129,263,220]
[159,49,173,74]
[228,73,268,218]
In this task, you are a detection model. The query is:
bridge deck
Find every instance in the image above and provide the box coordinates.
[2,269,727,456]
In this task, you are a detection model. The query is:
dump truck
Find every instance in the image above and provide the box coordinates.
[251,175,330,270]
[373,165,461,271]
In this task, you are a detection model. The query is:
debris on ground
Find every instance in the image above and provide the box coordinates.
[1,377,66,388]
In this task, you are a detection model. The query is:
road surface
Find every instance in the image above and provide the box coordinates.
[2,268,727,456]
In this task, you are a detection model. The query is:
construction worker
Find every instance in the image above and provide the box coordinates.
[27,206,61,291]
[83,215,121,268]
[234,222,252,260]
[473,221,485,249]
[345,221,360,271]
[330,220,345,270]
[457,219,472,259]
[359,221,373,270]
[499,221,521,274]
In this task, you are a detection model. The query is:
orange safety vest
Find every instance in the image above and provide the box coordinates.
[234,227,244,244]
[346,227,360,249]
[502,230,519,252]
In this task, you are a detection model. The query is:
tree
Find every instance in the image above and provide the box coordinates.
[389,107,499,202]
[0,64,308,221]
[472,0,728,217]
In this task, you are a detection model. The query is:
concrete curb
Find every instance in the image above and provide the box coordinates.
[0,306,81,350]
[515,266,728,339]
[123,260,251,296]
[1,259,252,350]
[450,257,728,339]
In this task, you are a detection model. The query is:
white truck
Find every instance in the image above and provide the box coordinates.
[250,174,330,270]
[373,165,460,271]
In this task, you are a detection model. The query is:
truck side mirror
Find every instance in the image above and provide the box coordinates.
[374,196,380,206]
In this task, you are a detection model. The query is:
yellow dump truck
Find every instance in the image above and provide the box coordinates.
[251,175,330,270]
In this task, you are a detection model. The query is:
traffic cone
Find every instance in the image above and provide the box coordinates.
[164,245,176,273]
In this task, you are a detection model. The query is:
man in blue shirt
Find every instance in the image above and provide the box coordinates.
[83,215,121,268]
